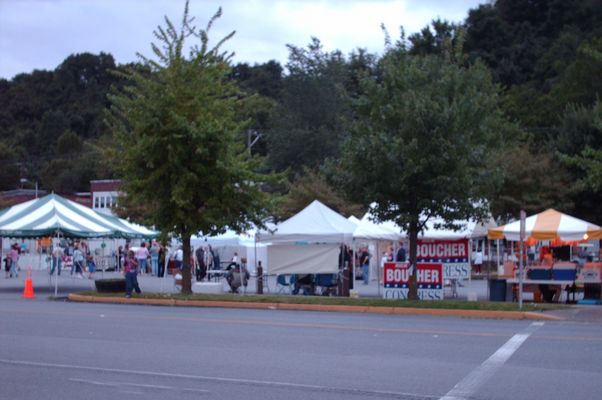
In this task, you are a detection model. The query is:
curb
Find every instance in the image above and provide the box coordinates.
[67,294,563,321]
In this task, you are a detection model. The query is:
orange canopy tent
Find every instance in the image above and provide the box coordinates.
[488,209,602,242]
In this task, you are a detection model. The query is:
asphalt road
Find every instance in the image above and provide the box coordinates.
[1,293,602,400]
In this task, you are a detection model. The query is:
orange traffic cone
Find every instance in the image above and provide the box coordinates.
[23,271,35,299]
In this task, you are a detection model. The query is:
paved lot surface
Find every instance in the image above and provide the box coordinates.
[1,293,602,400]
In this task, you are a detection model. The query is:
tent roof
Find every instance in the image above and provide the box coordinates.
[418,216,496,240]
[0,193,157,239]
[488,209,602,242]
[347,215,361,225]
[192,229,257,247]
[353,204,495,241]
[257,200,356,244]
[353,212,403,241]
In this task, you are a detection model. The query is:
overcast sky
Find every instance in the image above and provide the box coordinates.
[0,0,485,80]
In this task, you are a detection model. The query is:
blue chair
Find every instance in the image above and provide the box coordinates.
[276,274,292,294]
[315,274,338,296]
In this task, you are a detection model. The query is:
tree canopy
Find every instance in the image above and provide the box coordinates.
[107,2,275,293]
[339,40,514,297]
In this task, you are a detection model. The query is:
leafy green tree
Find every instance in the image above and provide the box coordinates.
[266,38,352,172]
[408,19,461,57]
[107,2,275,294]
[562,146,602,193]
[339,43,512,299]
[558,100,602,221]
[278,168,364,220]
[490,142,573,221]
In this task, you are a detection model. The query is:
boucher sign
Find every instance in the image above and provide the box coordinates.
[417,239,470,280]
[383,262,443,300]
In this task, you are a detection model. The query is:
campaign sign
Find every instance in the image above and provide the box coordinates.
[417,239,470,280]
[383,262,443,300]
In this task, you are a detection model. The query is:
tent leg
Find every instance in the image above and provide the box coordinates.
[350,243,355,287]
[54,232,60,298]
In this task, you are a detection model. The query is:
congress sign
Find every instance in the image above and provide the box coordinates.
[417,239,470,279]
[383,262,443,300]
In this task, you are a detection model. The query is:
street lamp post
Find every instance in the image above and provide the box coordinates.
[20,178,38,198]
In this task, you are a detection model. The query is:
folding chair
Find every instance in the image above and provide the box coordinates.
[315,273,338,296]
[276,274,292,294]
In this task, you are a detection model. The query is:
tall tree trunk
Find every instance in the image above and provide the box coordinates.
[408,219,419,300]
[181,232,192,294]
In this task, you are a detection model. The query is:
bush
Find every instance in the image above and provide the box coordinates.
[95,278,126,293]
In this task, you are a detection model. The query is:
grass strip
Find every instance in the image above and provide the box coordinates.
[75,291,566,312]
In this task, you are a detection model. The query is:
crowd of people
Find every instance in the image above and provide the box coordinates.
[3,239,99,279]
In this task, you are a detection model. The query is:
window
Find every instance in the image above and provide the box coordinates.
[94,197,99,209]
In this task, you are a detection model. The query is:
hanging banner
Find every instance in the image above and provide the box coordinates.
[417,239,470,279]
[383,262,443,300]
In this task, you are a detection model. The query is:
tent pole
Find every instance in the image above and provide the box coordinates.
[496,239,500,273]
[376,241,381,297]
[350,242,355,287]
[254,233,257,292]
[54,231,60,297]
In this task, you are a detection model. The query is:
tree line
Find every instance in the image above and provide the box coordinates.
[0,0,601,224]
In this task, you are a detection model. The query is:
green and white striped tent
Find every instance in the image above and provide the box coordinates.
[0,193,156,239]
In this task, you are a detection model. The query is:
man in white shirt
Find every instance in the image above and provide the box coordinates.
[473,249,483,275]
[175,246,184,270]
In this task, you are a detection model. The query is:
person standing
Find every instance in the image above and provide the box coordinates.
[396,242,407,262]
[360,247,371,285]
[123,250,141,298]
[86,254,96,279]
[158,243,166,277]
[195,245,206,281]
[150,240,160,276]
[473,248,483,275]
[50,244,64,276]
[175,246,183,270]
[136,242,150,275]
[9,243,19,278]
[72,243,85,278]
[117,245,125,272]
[380,251,390,282]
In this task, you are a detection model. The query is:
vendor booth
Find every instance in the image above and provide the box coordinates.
[0,193,157,295]
[257,200,356,295]
[257,200,355,274]
[488,209,602,303]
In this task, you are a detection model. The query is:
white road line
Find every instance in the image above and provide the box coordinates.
[440,322,544,400]
[69,378,210,393]
[1,358,437,399]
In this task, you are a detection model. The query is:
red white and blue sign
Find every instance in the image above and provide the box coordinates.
[417,239,470,279]
[383,262,443,300]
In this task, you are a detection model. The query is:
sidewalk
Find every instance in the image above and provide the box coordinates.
[0,269,491,300]
[3,269,602,322]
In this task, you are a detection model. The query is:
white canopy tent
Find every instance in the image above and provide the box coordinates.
[418,216,497,240]
[352,206,496,241]
[257,200,356,274]
[353,212,403,241]
[257,200,357,245]
[191,229,267,274]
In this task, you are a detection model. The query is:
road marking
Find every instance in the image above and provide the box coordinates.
[69,378,210,393]
[440,321,543,400]
[1,358,437,399]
